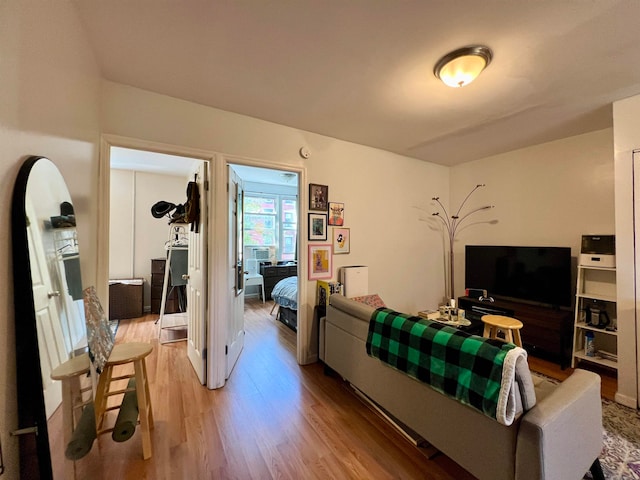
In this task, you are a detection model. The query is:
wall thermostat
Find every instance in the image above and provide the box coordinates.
[299,147,310,159]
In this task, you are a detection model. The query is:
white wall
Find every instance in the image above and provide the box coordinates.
[110,169,135,276]
[451,128,615,300]
[110,169,190,308]
[100,81,451,359]
[613,93,640,407]
[0,2,101,477]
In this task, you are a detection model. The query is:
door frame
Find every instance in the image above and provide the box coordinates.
[212,154,307,388]
[97,134,214,307]
[97,136,309,390]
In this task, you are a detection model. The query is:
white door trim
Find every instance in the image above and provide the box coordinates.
[98,134,216,306]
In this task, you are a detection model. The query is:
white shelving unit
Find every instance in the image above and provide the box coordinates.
[571,265,617,369]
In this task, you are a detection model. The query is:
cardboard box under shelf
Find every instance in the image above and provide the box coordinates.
[109,278,144,320]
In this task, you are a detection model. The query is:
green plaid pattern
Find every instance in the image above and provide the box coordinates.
[366,308,516,420]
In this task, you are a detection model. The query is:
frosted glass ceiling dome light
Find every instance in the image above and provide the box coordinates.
[434,45,493,88]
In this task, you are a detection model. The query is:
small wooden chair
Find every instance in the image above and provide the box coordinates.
[481,314,524,347]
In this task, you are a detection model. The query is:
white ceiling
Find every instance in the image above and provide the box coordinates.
[75,1,640,166]
[110,147,200,176]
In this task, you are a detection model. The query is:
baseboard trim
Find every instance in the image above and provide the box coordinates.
[614,392,637,409]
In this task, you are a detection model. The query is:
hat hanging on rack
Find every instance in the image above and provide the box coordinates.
[150,201,177,219]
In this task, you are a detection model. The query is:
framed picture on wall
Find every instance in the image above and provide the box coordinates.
[308,244,333,280]
[333,227,350,254]
[328,202,344,226]
[309,183,329,211]
[308,213,327,241]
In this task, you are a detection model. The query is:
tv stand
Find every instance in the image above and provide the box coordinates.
[458,296,573,368]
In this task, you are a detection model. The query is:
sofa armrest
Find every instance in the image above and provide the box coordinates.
[329,294,375,320]
[516,369,602,480]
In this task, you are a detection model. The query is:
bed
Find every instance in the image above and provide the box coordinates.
[270,276,298,331]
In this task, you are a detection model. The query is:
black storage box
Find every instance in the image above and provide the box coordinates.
[109,278,144,320]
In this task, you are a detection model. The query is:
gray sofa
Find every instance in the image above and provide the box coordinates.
[322,294,604,480]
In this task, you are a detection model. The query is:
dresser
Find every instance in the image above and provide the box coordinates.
[151,258,181,314]
[260,263,297,300]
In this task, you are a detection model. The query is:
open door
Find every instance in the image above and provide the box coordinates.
[187,161,208,384]
[226,166,245,378]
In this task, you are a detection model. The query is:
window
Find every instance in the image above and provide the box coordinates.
[244,194,297,261]
[280,198,297,260]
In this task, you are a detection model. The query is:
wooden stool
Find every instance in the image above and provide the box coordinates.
[50,353,92,478]
[94,342,154,459]
[481,314,524,347]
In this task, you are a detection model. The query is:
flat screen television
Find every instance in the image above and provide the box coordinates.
[465,245,572,308]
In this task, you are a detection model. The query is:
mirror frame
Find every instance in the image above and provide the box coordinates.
[12,155,56,480]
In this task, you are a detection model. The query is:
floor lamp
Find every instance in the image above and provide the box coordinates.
[432,184,494,303]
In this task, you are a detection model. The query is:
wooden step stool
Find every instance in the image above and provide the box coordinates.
[94,342,154,459]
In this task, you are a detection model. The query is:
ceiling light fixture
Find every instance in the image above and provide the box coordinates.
[433,45,493,88]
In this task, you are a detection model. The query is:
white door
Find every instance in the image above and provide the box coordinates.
[187,162,209,384]
[26,197,67,418]
[226,166,245,378]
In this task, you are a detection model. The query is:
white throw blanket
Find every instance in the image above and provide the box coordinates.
[497,346,536,426]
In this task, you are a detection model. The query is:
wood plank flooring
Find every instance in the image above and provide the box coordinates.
[51,298,616,479]
[528,355,617,401]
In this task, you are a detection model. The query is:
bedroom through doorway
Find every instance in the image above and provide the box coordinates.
[230,164,300,341]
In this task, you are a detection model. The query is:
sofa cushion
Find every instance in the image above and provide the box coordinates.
[530,373,558,403]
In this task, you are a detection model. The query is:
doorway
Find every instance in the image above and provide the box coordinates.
[105,143,210,384]
[229,164,300,348]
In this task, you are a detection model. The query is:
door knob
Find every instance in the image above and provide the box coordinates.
[47,291,60,298]
[182,274,189,280]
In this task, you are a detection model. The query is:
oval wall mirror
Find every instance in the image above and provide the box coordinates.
[12,156,91,479]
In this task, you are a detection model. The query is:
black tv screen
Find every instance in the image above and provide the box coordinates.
[465,245,572,308]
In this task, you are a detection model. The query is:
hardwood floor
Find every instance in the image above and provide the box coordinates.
[52,298,616,479]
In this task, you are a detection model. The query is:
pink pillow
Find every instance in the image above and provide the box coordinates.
[351,294,386,309]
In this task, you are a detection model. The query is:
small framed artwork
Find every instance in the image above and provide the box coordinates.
[309,183,329,211]
[308,213,327,241]
[328,202,344,226]
[333,227,350,254]
[308,244,333,280]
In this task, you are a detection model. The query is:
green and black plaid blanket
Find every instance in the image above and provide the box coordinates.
[366,307,523,425]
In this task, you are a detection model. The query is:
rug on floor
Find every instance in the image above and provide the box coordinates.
[583,398,640,480]
[109,319,119,339]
